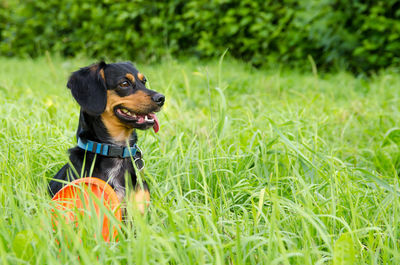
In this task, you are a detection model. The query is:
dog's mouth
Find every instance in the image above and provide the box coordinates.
[114,106,159,133]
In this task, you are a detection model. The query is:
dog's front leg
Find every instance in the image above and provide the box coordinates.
[129,181,150,215]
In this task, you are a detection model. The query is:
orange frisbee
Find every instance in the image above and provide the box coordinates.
[51,177,122,242]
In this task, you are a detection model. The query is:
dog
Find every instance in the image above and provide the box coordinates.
[48,61,164,213]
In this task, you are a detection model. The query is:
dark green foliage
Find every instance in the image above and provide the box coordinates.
[1,0,400,72]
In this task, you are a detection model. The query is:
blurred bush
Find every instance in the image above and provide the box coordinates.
[0,0,399,72]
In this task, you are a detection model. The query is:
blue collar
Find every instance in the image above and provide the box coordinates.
[77,137,141,159]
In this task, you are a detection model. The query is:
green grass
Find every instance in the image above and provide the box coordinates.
[0,56,400,264]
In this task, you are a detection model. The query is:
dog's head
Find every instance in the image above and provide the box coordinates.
[67,61,164,141]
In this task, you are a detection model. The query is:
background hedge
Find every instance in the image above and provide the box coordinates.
[1,0,399,72]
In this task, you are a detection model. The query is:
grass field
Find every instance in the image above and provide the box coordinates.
[0,56,399,264]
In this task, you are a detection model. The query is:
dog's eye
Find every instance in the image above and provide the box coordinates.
[120,81,130,88]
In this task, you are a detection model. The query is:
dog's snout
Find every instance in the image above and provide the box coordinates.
[151,93,165,107]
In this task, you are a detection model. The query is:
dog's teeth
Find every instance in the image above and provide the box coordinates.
[119,108,137,118]
[145,115,154,122]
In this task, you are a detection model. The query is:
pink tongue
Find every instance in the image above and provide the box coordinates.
[136,114,159,133]
[148,113,159,133]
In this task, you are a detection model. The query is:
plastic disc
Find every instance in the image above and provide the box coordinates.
[51,177,122,242]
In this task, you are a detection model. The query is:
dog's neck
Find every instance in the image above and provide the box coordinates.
[76,111,137,147]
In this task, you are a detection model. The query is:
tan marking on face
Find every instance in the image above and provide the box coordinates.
[101,90,155,143]
[137,73,145,82]
[101,90,134,143]
[100,69,105,81]
[125,73,135,84]
[115,90,154,114]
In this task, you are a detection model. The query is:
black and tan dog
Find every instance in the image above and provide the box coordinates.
[49,61,164,213]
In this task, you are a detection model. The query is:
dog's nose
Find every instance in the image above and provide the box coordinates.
[151,93,165,107]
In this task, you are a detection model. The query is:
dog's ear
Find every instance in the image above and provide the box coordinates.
[67,62,107,115]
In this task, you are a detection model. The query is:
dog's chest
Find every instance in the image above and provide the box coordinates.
[105,158,128,201]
